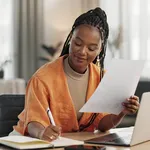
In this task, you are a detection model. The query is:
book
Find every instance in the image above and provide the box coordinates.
[0,135,84,149]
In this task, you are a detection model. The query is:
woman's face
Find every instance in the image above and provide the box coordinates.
[68,24,102,73]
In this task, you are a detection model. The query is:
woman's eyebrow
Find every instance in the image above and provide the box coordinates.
[75,36,83,42]
[75,36,98,46]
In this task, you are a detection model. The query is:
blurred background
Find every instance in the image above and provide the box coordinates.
[0,0,150,81]
[0,0,149,127]
[0,0,149,87]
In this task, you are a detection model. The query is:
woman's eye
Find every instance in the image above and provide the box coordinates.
[75,42,81,46]
[88,47,97,51]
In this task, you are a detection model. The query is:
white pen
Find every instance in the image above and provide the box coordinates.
[47,108,56,126]
[47,108,61,139]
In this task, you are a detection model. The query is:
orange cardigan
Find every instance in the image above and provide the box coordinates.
[14,56,108,135]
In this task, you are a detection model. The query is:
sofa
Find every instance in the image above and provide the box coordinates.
[0,95,24,137]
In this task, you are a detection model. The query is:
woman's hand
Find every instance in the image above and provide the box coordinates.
[122,95,140,115]
[39,124,61,142]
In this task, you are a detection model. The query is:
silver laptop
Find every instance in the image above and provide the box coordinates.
[85,92,150,146]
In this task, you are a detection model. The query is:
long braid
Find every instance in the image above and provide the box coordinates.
[61,7,109,77]
[60,7,109,131]
[60,30,73,56]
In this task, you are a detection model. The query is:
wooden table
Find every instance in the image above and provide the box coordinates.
[0,131,150,150]
[62,131,150,150]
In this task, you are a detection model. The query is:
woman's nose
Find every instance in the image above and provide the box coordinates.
[79,46,87,55]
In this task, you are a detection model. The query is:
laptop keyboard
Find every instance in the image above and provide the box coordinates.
[85,132,132,146]
[107,134,132,144]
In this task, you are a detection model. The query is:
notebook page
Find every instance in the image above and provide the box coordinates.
[0,136,84,149]
[0,135,50,143]
[0,136,52,149]
[51,137,84,147]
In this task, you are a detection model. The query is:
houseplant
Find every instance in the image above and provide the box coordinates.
[39,42,63,62]
[0,60,11,78]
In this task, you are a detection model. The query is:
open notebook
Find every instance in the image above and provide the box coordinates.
[0,135,84,149]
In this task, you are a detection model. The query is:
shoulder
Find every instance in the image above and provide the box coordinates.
[34,56,65,78]
[26,56,69,94]
[27,56,66,87]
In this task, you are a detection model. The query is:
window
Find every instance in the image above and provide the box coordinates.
[0,0,14,79]
[100,0,150,79]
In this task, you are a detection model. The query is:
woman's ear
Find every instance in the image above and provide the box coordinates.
[96,55,100,67]
[97,48,102,56]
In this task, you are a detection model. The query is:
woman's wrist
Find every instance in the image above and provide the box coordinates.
[28,122,45,139]
[111,112,126,128]
[118,111,127,118]
[37,128,45,139]
[110,114,116,128]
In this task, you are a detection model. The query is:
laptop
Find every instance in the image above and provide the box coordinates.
[85,92,150,147]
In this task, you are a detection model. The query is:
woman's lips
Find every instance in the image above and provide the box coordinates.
[75,56,86,62]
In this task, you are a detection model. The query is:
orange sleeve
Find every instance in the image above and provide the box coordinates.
[23,76,50,134]
[93,113,109,129]
[85,113,109,132]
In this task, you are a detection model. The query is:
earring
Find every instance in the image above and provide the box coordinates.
[96,55,100,67]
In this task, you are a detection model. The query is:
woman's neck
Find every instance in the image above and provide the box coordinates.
[68,57,87,74]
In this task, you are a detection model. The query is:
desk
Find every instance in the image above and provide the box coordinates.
[0,132,150,150]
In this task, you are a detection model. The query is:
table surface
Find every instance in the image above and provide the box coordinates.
[0,131,150,150]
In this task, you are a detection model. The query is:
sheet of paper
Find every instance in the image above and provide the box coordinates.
[51,137,84,147]
[80,59,145,114]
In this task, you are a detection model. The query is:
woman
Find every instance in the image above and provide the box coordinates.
[11,7,139,141]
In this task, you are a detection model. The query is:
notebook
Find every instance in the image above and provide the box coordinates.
[0,135,84,149]
[85,92,150,147]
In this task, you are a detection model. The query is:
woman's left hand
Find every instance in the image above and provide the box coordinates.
[122,95,140,115]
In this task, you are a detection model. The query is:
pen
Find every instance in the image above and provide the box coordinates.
[47,107,56,126]
[47,107,61,139]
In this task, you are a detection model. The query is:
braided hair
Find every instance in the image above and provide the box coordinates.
[60,7,109,131]
[60,7,109,79]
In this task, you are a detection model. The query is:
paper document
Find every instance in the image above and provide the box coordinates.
[0,135,84,149]
[80,59,145,114]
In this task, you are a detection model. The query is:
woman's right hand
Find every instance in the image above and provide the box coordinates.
[39,124,61,141]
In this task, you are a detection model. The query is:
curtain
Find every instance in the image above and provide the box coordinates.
[100,0,150,79]
[99,0,121,68]
[0,0,14,79]
[13,0,43,81]
[121,0,150,79]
